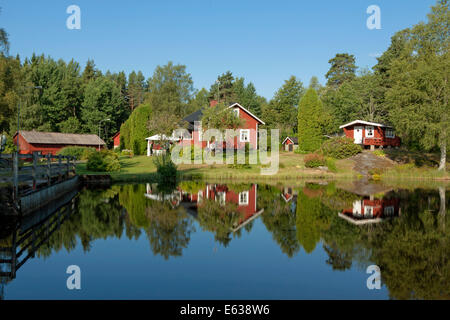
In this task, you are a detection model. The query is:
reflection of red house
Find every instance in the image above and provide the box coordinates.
[112,132,120,149]
[281,187,297,202]
[13,130,105,155]
[180,184,263,231]
[339,197,400,225]
[340,120,401,149]
[177,102,265,150]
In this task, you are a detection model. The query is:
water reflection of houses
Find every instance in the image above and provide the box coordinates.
[145,183,264,232]
[338,195,400,225]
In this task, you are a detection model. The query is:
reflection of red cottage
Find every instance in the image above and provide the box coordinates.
[340,120,401,150]
[112,132,120,149]
[180,184,264,231]
[340,197,400,225]
[178,102,265,150]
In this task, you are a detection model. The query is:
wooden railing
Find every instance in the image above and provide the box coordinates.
[363,137,401,147]
[0,152,76,201]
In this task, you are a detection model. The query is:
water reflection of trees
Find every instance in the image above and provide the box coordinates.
[12,181,449,299]
[258,185,300,257]
[33,184,194,261]
[197,199,242,247]
[294,184,450,300]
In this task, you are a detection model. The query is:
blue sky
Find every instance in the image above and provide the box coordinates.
[0,0,437,99]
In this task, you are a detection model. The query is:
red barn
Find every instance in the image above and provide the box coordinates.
[112,132,120,149]
[339,120,401,150]
[13,130,106,155]
[177,101,265,150]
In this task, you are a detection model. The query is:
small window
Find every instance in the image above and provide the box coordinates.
[384,206,394,217]
[364,206,374,218]
[365,126,374,138]
[239,191,249,205]
[216,192,226,206]
[385,128,395,138]
[240,129,250,142]
[233,108,239,117]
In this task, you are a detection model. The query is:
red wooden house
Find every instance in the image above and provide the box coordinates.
[112,132,120,149]
[177,102,265,150]
[13,130,106,155]
[339,120,401,149]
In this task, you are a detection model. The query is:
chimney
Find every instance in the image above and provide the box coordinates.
[210,100,218,107]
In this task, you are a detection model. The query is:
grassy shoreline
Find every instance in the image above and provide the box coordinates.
[75,152,449,183]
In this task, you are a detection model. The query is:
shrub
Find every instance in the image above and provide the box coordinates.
[86,152,106,171]
[373,149,386,157]
[326,157,337,172]
[86,149,121,172]
[153,153,177,189]
[57,146,95,160]
[81,147,96,160]
[304,153,326,168]
[320,137,362,159]
[121,149,134,157]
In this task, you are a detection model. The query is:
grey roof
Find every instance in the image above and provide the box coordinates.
[182,109,203,130]
[183,109,203,123]
[17,130,106,146]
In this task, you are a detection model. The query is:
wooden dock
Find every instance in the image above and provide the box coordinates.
[0,152,77,214]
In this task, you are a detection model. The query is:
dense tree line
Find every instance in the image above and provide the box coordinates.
[297,1,448,171]
[0,53,145,147]
[0,2,447,166]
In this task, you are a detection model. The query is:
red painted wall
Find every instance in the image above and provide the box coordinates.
[343,125,401,147]
[113,133,120,148]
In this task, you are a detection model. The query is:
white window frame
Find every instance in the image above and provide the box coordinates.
[233,108,239,118]
[385,128,395,138]
[365,126,374,138]
[239,191,249,205]
[240,129,250,143]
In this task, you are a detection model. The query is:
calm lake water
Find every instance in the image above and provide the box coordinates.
[0,181,448,300]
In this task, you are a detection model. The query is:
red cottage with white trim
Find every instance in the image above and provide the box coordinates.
[339,120,401,149]
[177,102,265,150]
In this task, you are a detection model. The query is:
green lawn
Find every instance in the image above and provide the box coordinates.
[76,152,356,182]
[75,150,449,183]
